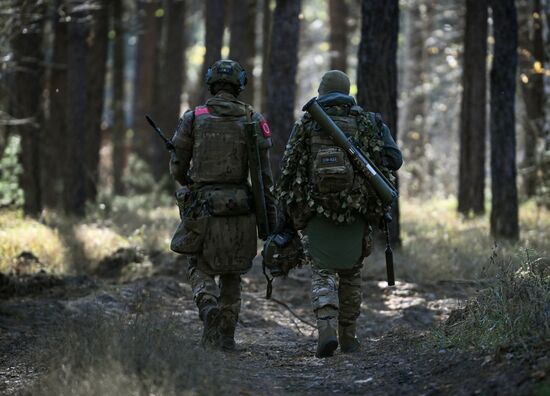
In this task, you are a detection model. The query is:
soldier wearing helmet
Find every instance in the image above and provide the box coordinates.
[169,60,277,350]
[275,70,403,358]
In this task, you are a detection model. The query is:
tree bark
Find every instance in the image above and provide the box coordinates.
[132,0,163,177]
[357,0,400,245]
[11,1,45,216]
[518,0,545,197]
[265,0,301,177]
[229,0,257,105]
[458,0,488,216]
[112,0,126,195]
[85,0,110,201]
[489,0,519,241]
[194,0,226,106]
[401,0,431,196]
[64,1,90,216]
[328,0,348,72]
[43,0,67,209]
[152,0,187,181]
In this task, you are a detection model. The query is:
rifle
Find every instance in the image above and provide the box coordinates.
[245,122,270,241]
[302,98,397,286]
[145,115,175,151]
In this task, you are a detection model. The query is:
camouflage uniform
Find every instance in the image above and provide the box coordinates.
[276,70,402,357]
[170,60,277,350]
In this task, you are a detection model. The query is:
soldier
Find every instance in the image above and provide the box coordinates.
[274,70,403,358]
[169,59,277,350]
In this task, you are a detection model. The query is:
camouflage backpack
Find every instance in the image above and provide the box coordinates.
[276,106,395,228]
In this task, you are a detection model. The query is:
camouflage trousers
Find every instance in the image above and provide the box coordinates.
[187,256,241,330]
[311,265,362,326]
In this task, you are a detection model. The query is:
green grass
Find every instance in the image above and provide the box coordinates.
[436,249,550,354]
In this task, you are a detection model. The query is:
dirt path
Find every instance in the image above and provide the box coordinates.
[0,253,544,395]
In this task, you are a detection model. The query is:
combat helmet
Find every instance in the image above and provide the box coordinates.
[205,59,248,92]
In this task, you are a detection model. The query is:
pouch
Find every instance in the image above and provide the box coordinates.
[200,186,251,216]
[313,147,354,194]
[170,215,208,254]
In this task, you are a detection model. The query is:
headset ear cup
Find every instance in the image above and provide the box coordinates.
[205,67,213,84]
[239,70,248,90]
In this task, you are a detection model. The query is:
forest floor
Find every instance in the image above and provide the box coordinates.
[1,248,548,396]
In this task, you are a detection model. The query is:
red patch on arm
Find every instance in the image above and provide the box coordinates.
[194,106,210,116]
[260,119,271,137]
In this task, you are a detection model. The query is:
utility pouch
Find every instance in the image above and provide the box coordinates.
[313,147,354,194]
[171,188,208,254]
[200,186,251,216]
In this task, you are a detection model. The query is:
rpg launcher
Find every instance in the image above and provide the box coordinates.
[302,98,398,286]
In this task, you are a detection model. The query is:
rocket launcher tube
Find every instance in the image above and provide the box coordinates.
[302,98,398,206]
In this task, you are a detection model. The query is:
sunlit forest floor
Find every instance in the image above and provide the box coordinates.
[0,198,549,395]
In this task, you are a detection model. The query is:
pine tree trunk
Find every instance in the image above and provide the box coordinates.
[261,0,272,113]
[112,0,126,196]
[229,0,257,105]
[489,0,519,241]
[518,0,545,197]
[458,0,487,216]
[194,0,226,106]
[64,1,91,216]
[152,0,187,181]
[11,1,45,216]
[328,0,348,72]
[357,0,400,245]
[266,0,301,177]
[43,0,67,209]
[85,0,110,201]
[401,0,431,196]
[133,0,163,177]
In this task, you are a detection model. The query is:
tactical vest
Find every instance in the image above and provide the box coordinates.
[189,106,248,184]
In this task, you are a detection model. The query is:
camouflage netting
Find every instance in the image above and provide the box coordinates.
[275,111,395,228]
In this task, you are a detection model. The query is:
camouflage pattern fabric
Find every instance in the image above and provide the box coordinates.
[311,266,362,326]
[188,257,241,328]
[275,98,396,229]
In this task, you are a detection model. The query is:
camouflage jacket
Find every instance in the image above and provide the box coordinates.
[275,93,403,229]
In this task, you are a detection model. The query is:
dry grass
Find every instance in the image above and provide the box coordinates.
[28,312,228,396]
[437,250,550,353]
[396,197,550,282]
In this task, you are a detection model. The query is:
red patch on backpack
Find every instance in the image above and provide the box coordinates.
[194,106,210,116]
[260,119,271,137]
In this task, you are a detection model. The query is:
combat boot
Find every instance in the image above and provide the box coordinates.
[339,323,360,353]
[316,317,338,358]
[199,303,220,348]
[218,311,237,351]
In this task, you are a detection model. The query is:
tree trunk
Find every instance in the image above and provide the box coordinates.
[64,1,91,216]
[458,0,488,216]
[194,0,226,106]
[328,0,348,72]
[43,0,67,209]
[85,0,110,202]
[229,0,257,105]
[11,1,45,216]
[489,0,519,241]
[265,0,301,177]
[261,0,272,113]
[151,0,187,181]
[401,0,431,196]
[112,0,126,195]
[357,0,400,245]
[132,0,163,177]
[518,0,545,197]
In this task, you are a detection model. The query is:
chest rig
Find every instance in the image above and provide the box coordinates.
[189,105,248,184]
